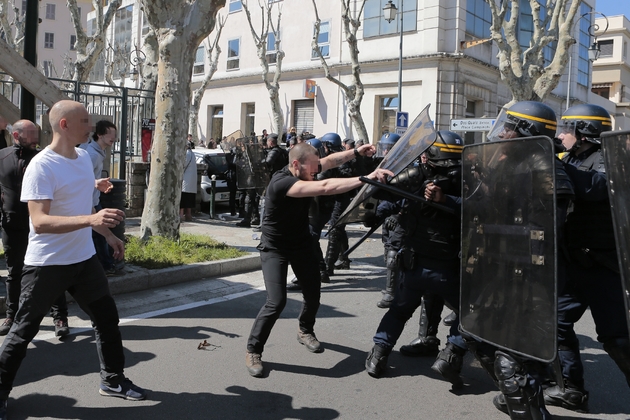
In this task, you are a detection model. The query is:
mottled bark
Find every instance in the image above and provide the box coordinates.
[312,0,369,143]
[486,0,581,104]
[139,26,159,94]
[189,16,225,144]
[68,0,122,83]
[140,0,225,240]
[242,0,284,134]
[0,0,23,53]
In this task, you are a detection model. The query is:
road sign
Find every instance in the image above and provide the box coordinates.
[450,118,495,132]
[396,112,409,129]
[395,127,406,135]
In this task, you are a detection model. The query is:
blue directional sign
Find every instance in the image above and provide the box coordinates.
[396,111,409,129]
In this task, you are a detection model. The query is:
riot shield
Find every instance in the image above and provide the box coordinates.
[220,130,245,153]
[460,136,557,362]
[601,130,630,336]
[335,104,437,226]
[235,137,269,190]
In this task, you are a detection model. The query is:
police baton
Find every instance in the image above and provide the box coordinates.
[358,176,455,214]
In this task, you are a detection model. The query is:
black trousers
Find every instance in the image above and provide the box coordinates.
[1,227,67,320]
[247,246,321,354]
[0,255,126,399]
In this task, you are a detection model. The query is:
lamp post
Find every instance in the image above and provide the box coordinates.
[129,43,147,87]
[383,0,403,113]
[566,12,609,110]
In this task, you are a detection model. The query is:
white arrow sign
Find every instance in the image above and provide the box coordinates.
[450,118,495,132]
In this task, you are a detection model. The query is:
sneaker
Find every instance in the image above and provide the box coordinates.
[334,259,351,270]
[297,331,322,353]
[54,319,70,337]
[0,318,13,336]
[99,378,147,401]
[246,351,264,377]
[106,268,126,277]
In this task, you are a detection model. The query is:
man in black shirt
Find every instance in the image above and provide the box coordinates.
[245,142,392,377]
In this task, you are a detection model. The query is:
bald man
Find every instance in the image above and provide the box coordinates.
[0,120,70,338]
[0,101,146,419]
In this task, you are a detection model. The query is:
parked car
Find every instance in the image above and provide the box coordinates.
[192,147,235,206]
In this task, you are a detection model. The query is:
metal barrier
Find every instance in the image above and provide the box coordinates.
[0,74,155,180]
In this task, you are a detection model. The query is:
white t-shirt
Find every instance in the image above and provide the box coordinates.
[21,147,96,266]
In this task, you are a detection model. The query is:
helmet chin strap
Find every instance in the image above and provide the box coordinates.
[567,135,583,154]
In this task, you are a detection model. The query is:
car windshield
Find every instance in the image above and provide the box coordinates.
[204,154,228,175]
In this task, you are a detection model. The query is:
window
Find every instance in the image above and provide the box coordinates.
[245,103,255,135]
[194,46,205,74]
[599,40,613,58]
[267,32,279,64]
[227,38,240,70]
[293,100,314,134]
[42,60,54,77]
[45,3,55,20]
[624,41,628,59]
[229,0,242,13]
[114,5,134,78]
[44,32,54,49]
[211,106,224,142]
[312,20,330,58]
[364,0,417,38]
[70,35,77,50]
[577,3,592,86]
[378,96,398,137]
[591,86,610,99]
[464,100,477,145]
[465,0,491,39]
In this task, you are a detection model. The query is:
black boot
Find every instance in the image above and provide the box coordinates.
[443,311,457,326]
[324,228,341,275]
[377,250,398,308]
[320,270,330,284]
[604,338,630,388]
[365,344,391,378]
[400,336,440,357]
[431,342,466,388]
[543,381,589,412]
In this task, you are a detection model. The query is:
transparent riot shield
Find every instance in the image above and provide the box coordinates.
[335,104,437,226]
[235,137,269,190]
[460,136,557,362]
[220,130,245,153]
[601,130,630,336]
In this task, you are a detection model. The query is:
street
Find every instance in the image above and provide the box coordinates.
[1,228,628,420]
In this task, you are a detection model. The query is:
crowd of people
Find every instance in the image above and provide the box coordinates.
[0,99,628,420]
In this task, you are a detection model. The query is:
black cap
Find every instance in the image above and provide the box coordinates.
[269,133,279,140]
[343,138,355,146]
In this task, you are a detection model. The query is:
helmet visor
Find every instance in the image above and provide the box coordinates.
[376,142,394,157]
[487,109,521,142]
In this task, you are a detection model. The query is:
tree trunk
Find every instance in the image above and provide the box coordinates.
[141,34,196,240]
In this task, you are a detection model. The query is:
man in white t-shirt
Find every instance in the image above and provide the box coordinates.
[0,101,146,420]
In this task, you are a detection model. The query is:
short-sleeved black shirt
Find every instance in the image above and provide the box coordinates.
[260,167,312,250]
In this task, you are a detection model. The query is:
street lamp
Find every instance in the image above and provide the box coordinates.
[566,11,609,109]
[129,43,146,84]
[383,0,403,113]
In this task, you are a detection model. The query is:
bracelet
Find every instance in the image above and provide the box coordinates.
[354,148,360,158]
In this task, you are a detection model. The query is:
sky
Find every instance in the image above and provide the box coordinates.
[594,0,630,18]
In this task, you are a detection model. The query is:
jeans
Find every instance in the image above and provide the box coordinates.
[247,246,321,354]
[93,204,115,271]
[1,227,67,321]
[373,259,465,350]
[0,255,126,399]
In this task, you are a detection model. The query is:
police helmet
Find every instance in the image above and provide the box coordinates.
[320,132,343,152]
[488,101,558,142]
[561,104,612,144]
[426,131,463,167]
[376,132,401,157]
[306,138,326,158]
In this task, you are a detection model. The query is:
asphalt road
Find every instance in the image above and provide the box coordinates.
[2,230,629,420]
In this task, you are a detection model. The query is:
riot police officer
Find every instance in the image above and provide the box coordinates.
[461,101,575,420]
[543,104,630,410]
[365,130,466,383]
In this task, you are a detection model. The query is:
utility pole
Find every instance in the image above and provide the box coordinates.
[21,0,38,121]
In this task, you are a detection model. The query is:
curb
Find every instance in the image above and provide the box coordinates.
[66,253,261,302]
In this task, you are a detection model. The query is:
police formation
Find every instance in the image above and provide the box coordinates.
[229,110,629,419]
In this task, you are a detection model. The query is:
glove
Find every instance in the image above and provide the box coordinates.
[384,215,398,231]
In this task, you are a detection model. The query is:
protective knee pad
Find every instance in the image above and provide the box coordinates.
[494,351,549,420]
[385,249,399,270]
[603,338,630,388]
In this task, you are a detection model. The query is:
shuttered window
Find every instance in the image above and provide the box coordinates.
[293,100,314,134]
